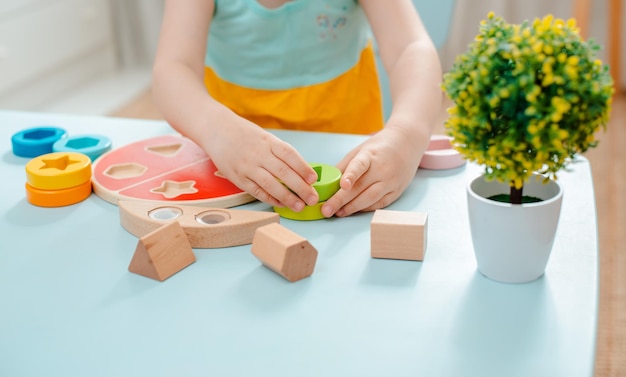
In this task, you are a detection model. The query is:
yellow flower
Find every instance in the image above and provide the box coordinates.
[551,113,561,122]
[542,60,553,73]
[543,44,554,55]
[551,96,571,113]
[541,73,554,86]
[542,14,554,28]
[564,65,578,79]
[567,56,580,66]
[566,18,580,33]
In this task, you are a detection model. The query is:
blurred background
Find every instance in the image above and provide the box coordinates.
[0,0,164,114]
[0,0,623,115]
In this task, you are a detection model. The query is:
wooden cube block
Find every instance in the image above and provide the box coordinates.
[251,223,318,282]
[371,210,428,261]
[128,221,196,281]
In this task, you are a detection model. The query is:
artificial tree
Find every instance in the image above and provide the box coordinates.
[443,12,614,204]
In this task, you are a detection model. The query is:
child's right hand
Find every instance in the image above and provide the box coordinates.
[201,116,319,212]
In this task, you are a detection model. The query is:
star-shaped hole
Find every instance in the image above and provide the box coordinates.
[41,155,80,171]
[150,180,199,199]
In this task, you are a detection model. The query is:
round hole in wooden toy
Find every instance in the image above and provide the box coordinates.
[149,207,183,221]
[195,210,231,225]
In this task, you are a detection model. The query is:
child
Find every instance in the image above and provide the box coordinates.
[152,0,442,217]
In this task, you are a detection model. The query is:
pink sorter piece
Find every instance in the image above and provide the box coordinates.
[419,135,466,170]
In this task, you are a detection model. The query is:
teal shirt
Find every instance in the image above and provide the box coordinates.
[206,0,371,90]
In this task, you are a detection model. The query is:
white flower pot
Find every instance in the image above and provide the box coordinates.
[466,174,563,283]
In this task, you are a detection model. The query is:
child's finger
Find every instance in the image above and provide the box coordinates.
[340,153,371,191]
[266,159,319,207]
[270,140,318,184]
[245,167,306,212]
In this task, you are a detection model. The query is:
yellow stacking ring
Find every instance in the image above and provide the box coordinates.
[25,180,92,207]
[25,152,92,190]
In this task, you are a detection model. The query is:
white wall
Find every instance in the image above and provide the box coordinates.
[110,0,165,68]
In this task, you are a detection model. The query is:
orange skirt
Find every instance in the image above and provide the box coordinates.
[204,44,384,135]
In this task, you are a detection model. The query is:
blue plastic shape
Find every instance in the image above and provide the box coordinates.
[11,126,67,158]
[53,134,112,161]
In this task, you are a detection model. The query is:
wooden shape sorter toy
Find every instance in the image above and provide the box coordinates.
[128,221,196,281]
[119,200,280,248]
[371,209,428,261]
[251,223,318,282]
[91,134,254,208]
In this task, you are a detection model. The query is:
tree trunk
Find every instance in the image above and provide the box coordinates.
[510,184,523,205]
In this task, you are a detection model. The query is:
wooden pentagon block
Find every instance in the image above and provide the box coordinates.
[251,223,318,282]
[128,221,196,281]
[371,209,428,261]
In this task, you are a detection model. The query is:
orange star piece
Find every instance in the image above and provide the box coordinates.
[150,180,199,199]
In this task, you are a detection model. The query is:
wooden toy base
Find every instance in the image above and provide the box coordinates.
[119,200,280,248]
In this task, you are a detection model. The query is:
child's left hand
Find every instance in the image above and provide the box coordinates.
[321,125,428,217]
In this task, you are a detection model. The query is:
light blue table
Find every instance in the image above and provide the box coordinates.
[0,110,598,377]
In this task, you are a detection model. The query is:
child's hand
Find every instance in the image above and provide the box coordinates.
[203,117,319,212]
[321,126,426,217]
